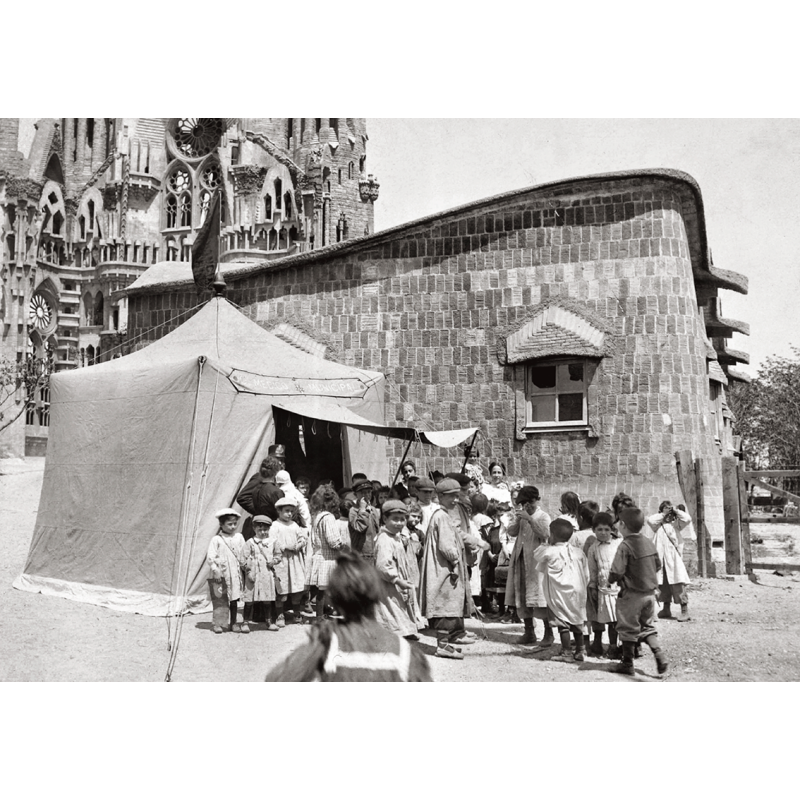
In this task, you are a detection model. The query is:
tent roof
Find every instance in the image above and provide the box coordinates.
[67,297,383,395]
[63,297,479,444]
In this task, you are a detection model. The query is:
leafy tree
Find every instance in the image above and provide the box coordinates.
[0,353,52,434]
[729,346,800,497]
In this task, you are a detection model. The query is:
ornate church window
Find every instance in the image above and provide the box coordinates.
[172,118,224,159]
[166,166,192,229]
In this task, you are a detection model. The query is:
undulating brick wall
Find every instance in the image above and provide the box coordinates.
[128,174,733,574]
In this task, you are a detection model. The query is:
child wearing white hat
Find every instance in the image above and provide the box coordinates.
[207,508,249,634]
[274,469,311,529]
[270,497,308,625]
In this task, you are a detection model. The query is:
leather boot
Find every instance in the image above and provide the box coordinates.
[677,603,690,622]
[517,628,537,645]
[589,632,604,656]
[657,601,673,619]
[607,641,635,675]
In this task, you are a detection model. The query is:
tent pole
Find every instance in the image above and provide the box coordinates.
[390,438,414,489]
[460,430,479,473]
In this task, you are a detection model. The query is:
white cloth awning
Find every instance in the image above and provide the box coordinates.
[271,395,478,446]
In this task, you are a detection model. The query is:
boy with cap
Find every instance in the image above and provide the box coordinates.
[207,508,249,634]
[607,507,669,677]
[505,485,553,645]
[419,478,475,659]
[244,515,279,630]
[271,497,308,625]
[348,477,381,562]
[414,476,439,536]
[373,500,420,638]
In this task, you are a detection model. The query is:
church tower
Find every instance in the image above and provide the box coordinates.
[0,117,378,457]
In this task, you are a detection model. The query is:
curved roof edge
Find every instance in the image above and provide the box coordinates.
[124,168,733,297]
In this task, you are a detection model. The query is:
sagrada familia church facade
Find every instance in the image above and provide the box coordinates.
[0,118,751,576]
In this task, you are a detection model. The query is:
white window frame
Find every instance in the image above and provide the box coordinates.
[524,357,590,432]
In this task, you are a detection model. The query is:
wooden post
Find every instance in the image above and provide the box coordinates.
[695,457,708,578]
[675,449,703,577]
[737,460,752,571]
[722,456,743,574]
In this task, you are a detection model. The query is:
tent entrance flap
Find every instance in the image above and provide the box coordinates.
[272,406,345,491]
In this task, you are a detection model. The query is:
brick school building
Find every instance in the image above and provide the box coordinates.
[124,169,750,576]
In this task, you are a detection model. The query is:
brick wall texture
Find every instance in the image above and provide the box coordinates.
[128,174,727,570]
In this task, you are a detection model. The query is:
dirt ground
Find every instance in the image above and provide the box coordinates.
[2,457,800,682]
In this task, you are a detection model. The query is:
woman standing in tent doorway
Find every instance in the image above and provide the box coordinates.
[207,508,249,634]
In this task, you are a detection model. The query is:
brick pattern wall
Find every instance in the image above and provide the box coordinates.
[127,176,726,569]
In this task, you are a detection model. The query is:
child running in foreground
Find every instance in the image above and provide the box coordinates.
[607,507,668,677]
[586,512,621,657]
[534,517,589,662]
[207,508,248,634]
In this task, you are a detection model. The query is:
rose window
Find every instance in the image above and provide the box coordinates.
[172,118,224,158]
[29,294,53,331]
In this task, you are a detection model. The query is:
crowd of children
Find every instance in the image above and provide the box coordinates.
[207,452,696,679]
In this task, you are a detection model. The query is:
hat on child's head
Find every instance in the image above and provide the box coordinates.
[435,478,461,495]
[214,507,241,519]
[268,443,286,458]
[353,478,373,493]
[274,497,297,509]
[415,477,435,491]
[381,500,408,516]
[275,470,291,485]
[252,514,272,525]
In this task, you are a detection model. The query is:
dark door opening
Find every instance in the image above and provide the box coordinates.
[273,407,345,492]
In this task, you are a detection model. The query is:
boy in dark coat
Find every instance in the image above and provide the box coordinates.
[607,507,669,678]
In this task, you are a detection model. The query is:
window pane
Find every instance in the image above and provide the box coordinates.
[530,365,556,390]
[558,393,584,422]
[530,394,556,422]
[557,362,584,389]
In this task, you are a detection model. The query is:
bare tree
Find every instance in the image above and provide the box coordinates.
[0,354,52,434]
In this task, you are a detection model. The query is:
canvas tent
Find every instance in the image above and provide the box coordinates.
[14,297,476,616]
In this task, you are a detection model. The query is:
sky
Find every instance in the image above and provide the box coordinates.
[367,119,800,377]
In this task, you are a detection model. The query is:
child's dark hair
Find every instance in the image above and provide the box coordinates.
[295,475,311,488]
[470,492,489,515]
[549,517,574,542]
[485,499,500,519]
[612,492,636,517]
[591,511,615,530]
[339,497,355,519]
[516,485,540,505]
[618,507,645,533]
[560,491,581,518]
[578,500,600,529]
[327,551,386,621]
